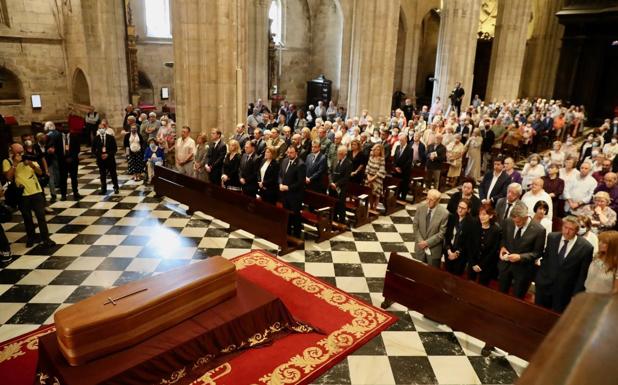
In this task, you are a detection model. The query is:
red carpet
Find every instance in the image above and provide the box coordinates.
[0,250,396,385]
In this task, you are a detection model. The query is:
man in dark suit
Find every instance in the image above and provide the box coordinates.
[479,155,511,206]
[495,182,525,227]
[425,134,447,189]
[449,81,465,116]
[206,129,227,184]
[604,117,618,144]
[535,216,593,312]
[54,125,81,200]
[91,125,119,194]
[498,203,546,298]
[329,145,352,223]
[455,118,472,145]
[254,129,266,158]
[232,123,249,151]
[446,178,481,217]
[239,141,260,197]
[304,140,327,193]
[392,133,413,200]
[279,145,306,238]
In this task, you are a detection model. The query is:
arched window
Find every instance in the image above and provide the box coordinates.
[269,0,283,46]
[145,0,172,38]
[0,67,23,102]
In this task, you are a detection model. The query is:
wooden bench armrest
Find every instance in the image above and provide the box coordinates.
[315,206,331,213]
[358,194,369,200]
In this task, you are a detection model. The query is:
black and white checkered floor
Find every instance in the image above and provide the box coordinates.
[0,152,527,384]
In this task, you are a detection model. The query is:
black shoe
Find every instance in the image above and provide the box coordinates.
[61,195,67,201]
[100,189,108,195]
[26,239,35,247]
[73,193,83,200]
[113,188,119,194]
[50,197,57,204]
[42,239,57,247]
[0,251,12,263]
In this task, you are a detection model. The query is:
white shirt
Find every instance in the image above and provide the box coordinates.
[486,171,503,201]
[175,136,196,163]
[563,173,597,205]
[558,236,577,259]
[260,160,270,181]
[513,217,531,239]
[522,190,554,219]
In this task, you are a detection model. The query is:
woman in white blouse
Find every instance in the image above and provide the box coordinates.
[549,140,566,167]
[585,230,618,294]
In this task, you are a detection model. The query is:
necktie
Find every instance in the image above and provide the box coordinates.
[285,160,292,174]
[504,203,512,219]
[515,227,523,240]
[557,239,569,261]
[426,209,432,227]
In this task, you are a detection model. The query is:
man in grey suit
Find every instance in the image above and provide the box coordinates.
[413,189,449,267]
[495,182,524,227]
[498,202,546,298]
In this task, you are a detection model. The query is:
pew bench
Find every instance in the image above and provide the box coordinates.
[382,175,404,215]
[381,253,559,360]
[345,183,378,228]
[153,166,303,255]
[300,190,342,242]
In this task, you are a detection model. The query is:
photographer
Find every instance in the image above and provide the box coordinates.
[2,143,56,248]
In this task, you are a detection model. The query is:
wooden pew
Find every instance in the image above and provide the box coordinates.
[345,183,378,228]
[382,175,404,215]
[409,165,426,203]
[153,166,303,255]
[381,253,559,360]
[300,190,342,242]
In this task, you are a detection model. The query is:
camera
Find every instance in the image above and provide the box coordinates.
[21,153,38,162]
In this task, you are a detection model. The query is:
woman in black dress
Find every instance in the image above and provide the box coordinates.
[468,203,502,285]
[258,146,280,204]
[221,139,241,190]
[349,139,368,184]
[443,198,480,276]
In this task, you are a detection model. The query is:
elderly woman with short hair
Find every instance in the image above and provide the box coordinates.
[577,191,617,233]
[521,153,546,190]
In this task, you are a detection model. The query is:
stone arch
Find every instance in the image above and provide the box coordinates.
[138,70,155,105]
[415,8,440,103]
[72,68,91,105]
[0,66,24,102]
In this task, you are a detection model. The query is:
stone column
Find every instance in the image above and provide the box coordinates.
[485,0,531,102]
[171,0,247,137]
[519,0,564,98]
[432,0,481,109]
[346,0,400,119]
[247,0,269,103]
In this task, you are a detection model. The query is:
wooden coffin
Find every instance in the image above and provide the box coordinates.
[54,256,237,366]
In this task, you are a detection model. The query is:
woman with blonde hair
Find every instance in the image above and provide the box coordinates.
[585,230,618,293]
[364,144,386,211]
[577,191,617,233]
[221,139,241,190]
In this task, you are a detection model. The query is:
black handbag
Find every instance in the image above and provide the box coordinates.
[4,181,23,208]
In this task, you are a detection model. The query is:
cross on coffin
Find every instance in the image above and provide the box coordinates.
[103,288,148,306]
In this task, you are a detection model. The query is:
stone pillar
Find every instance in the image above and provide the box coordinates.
[485,0,531,102]
[171,0,247,137]
[346,0,400,119]
[432,0,481,109]
[247,0,269,103]
[519,0,564,98]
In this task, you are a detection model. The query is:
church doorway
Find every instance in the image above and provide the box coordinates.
[415,9,440,107]
[138,71,155,105]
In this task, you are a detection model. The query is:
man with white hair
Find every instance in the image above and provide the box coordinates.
[328,145,352,223]
[564,161,597,214]
[495,182,525,225]
[141,112,161,140]
[413,189,449,267]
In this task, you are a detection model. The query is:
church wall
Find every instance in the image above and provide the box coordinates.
[307,0,342,104]
[278,0,311,107]
[131,0,175,108]
[0,0,71,125]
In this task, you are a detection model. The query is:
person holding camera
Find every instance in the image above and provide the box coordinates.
[2,143,56,248]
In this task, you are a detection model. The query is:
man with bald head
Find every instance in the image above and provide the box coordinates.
[594,172,618,212]
[3,143,56,248]
[413,189,449,267]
